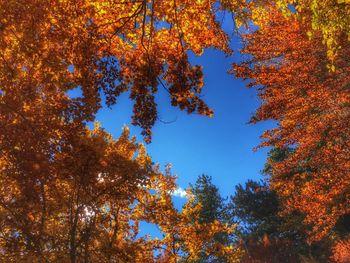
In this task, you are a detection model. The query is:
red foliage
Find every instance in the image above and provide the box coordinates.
[240,235,298,263]
[233,5,350,241]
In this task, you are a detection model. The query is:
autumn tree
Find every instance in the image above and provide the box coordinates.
[0,1,247,261]
[0,0,236,143]
[230,0,350,63]
[274,0,350,63]
[233,2,350,242]
[133,169,243,262]
[0,123,242,262]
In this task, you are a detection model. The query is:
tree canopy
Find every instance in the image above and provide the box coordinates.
[1,0,349,262]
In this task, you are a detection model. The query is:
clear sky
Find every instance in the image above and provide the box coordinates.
[82,17,277,238]
[93,17,275,201]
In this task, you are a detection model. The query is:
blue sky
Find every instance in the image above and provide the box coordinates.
[82,16,276,238]
[67,15,276,237]
[94,21,275,201]
[63,13,276,208]
[96,47,273,197]
[96,44,275,237]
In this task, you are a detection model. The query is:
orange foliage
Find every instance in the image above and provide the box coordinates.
[332,238,350,263]
[233,4,350,241]
[0,0,232,142]
[0,1,244,261]
[0,123,241,261]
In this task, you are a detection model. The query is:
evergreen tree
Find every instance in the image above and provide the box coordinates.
[186,175,233,263]
[228,148,332,262]
[228,179,280,239]
[190,175,226,224]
